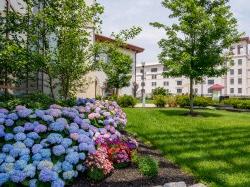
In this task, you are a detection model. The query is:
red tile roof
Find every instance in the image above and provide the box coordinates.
[240,37,250,44]
[95,34,144,53]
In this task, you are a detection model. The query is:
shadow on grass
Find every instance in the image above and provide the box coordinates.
[133,126,250,187]
[158,109,223,118]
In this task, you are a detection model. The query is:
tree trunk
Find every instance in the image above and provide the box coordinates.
[48,73,55,100]
[189,77,194,115]
[115,88,119,97]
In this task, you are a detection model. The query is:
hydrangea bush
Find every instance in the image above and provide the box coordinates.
[0,98,127,186]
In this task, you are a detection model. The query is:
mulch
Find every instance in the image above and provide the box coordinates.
[71,135,196,187]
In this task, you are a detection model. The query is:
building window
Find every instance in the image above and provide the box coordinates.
[152,82,157,87]
[230,60,234,66]
[163,67,167,72]
[238,69,242,75]
[237,45,243,55]
[177,89,182,93]
[151,68,157,72]
[177,81,182,86]
[140,69,143,73]
[195,88,198,93]
[230,78,234,85]
[152,75,157,79]
[238,59,242,65]
[238,88,242,94]
[207,79,214,85]
[230,88,234,94]
[208,89,213,94]
[238,78,242,84]
[230,69,234,75]
[164,81,169,86]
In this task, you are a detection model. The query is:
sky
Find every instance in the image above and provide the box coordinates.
[98,0,250,64]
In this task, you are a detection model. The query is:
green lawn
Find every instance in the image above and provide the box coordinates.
[124,108,250,187]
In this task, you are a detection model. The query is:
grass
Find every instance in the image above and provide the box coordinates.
[124,108,250,187]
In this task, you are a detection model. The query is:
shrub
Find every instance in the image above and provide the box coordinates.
[138,156,158,178]
[224,98,250,109]
[176,95,213,107]
[153,95,166,107]
[117,95,137,108]
[87,168,105,181]
[152,87,168,97]
[176,95,190,107]
[165,96,177,107]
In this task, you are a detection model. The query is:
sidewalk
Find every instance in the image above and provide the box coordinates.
[135,103,156,108]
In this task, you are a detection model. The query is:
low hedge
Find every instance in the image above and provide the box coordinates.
[176,95,213,107]
[223,98,250,109]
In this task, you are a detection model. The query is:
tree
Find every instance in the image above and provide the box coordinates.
[97,27,142,96]
[151,0,242,114]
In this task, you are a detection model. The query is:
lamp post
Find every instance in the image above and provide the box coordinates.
[141,62,146,107]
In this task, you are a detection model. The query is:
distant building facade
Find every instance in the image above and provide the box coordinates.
[136,37,250,97]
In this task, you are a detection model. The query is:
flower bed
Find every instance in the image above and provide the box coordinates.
[0,98,135,187]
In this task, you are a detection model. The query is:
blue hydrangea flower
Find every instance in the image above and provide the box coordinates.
[13,142,26,149]
[39,149,51,158]
[2,144,12,153]
[20,154,30,162]
[14,132,26,141]
[27,132,40,140]
[56,118,67,125]
[32,153,42,161]
[24,138,34,147]
[52,178,65,187]
[7,113,18,121]
[39,169,58,182]
[53,161,62,173]
[37,160,53,170]
[76,164,86,172]
[29,179,37,187]
[62,161,73,172]
[5,119,14,127]
[24,122,34,131]
[4,133,14,141]
[62,170,75,180]
[1,163,14,173]
[77,134,91,143]
[20,148,30,156]
[0,153,6,164]
[42,115,54,123]
[17,108,32,118]
[9,148,20,158]
[23,164,36,178]
[14,160,27,170]
[78,143,88,151]
[47,133,63,144]
[61,138,72,148]
[79,153,86,160]
[0,128,5,137]
[10,170,26,183]
[68,123,79,133]
[0,173,9,186]
[5,155,15,163]
[0,118,5,125]
[52,145,65,156]
[32,144,43,154]
[40,139,49,147]
[35,109,45,118]
[65,152,79,165]
[13,126,25,133]
[49,121,65,132]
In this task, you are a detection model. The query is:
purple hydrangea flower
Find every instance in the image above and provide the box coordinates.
[78,134,91,143]
[34,124,47,133]
[47,109,62,118]
[52,145,65,156]
[17,108,32,118]
[10,170,26,183]
[39,169,58,182]
[24,122,34,131]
